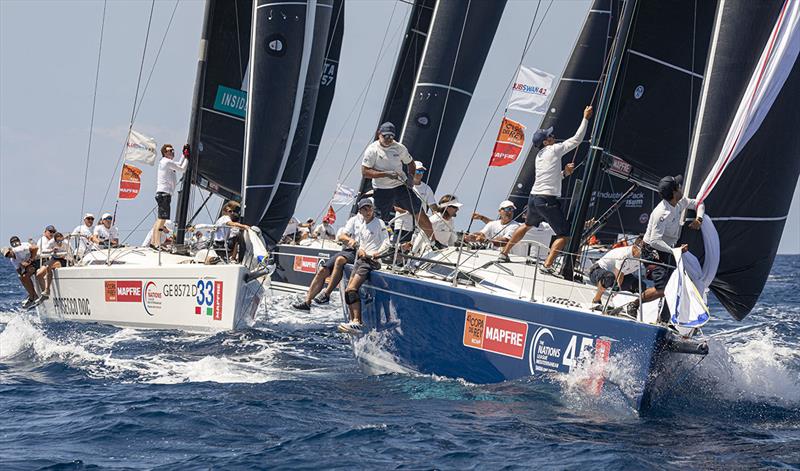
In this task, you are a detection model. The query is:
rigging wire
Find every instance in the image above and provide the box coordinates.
[80,0,108,224]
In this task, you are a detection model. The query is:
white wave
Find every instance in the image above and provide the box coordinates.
[259,293,344,331]
[352,329,417,376]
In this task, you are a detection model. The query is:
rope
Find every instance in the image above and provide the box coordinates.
[80,0,107,224]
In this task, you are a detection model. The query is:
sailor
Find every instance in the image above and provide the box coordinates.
[624,175,704,321]
[149,143,189,248]
[72,213,98,254]
[588,237,643,310]
[213,201,250,261]
[393,161,438,243]
[282,217,300,244]
[312,216,336,240]
[37,225,57,255]
[337,197,390,333]
[3,242,41,307]
[293,198,380,311]
[465,200,521,250]
[361,122,433,237]
[36,232,69,301]
[141,220,174,247]
[94,213,120,248]
[498,105,593,273]
[428,194,462,247]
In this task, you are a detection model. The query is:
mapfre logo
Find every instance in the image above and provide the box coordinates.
[293,256,319,274]
[463,310,528,359]
[104,280,143,302]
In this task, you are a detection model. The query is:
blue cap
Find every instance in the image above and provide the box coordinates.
[532,126,554,148]
[379,122,396,137]
[658,175,683,200]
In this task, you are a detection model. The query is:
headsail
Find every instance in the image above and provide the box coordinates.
[683,0,800,320]
[241,0,335,246]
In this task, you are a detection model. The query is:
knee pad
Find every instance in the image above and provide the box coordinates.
[344,290,360,305]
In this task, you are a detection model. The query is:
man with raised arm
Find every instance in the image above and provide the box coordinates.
[150,143,189,249]
[465,200,521,250]
[497,105,593,273]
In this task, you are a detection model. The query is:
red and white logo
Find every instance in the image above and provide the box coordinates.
[293,256,319,274]
[104,280,143,302]
[463,310,528,359]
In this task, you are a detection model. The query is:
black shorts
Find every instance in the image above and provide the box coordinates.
[589,265,616,288]
[155,192,172,220]
[645,247,675,291]
[322,248,356,271]
[353,257,380,278]
[525,195,569,236]
[373,185,422,223]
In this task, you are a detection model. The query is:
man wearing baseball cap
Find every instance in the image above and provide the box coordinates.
[72,213,99,255]
[3,242,40,308]
[497,105,593,273]
[37,225,57,256]
[428,194,463,247]
[393,160,438,243]
[361,122,433,238]
[94,213,120,248]
[623,174,704,321]
[465,200,521,250]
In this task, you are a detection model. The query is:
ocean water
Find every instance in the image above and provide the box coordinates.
[0,257,798,470]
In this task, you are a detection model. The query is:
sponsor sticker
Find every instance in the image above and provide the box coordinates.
[463,310,528,359]
[143,281,162,316]
[293,256,319,274]
[528,326,613,377]
[213,85,247,118]
[194,279,223,320]
[53,297,91,316]
[104,280,143,302]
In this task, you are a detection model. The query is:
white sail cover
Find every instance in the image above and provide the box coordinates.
[696,0,800,203]
[666,248,711,329]
[124,130,157,166]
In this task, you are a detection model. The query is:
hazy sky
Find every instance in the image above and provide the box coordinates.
[1,0,798,253]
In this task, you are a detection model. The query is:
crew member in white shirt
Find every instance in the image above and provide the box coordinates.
[625,175,704,320]
[361,122,433,237]
[428,195,462,247]
[588,238,643,309]
[498,106,593,273]
[312,216,336,241]
[150,143,189,248]
[3,240,41,307]
[213,201,250,261]
[337,197,390,333]
[466,200,521,250]
[94,213,120,247]
[393,161,438,243]
[72,213,99,254]
[37,225,57,255]
[141,220,174,247]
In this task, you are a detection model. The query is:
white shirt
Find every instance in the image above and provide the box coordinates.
[342,214,389,254]
[156,156,188,194]
[38,236,56,255]
[531,118,588,196]
[141,228,170,247]
[313,223,336,240]
[283,217,299,237]
[596,246,639,275]
[93,224,119,244]
[430,213,457,247]
[72,224,94,252]
[8,243,33,271]
[643,196,705,253]
[479,219,520,241]
[214,215,240,242]
[362,140,413,189]
[394,181,436,231]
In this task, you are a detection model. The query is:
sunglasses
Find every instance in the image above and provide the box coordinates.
[359,205,373,211]
[165,148,174,152]
[500,207,514,212]
[10,241,21,247]
[85,217,95,220]
[415,169,426,174]
[46,230,55,234]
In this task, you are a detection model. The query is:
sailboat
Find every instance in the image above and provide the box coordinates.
[337,0,800,411]
[35,0,336,332]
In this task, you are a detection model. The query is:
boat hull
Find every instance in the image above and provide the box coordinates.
[341,267,697,412]
[271,243,341,294]
[37,263,265,332]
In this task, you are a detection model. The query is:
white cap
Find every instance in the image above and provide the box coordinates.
[101,212,113,220]
[84,213,95,219]
[440,197,463,209]
[498,200,516,210]
[414,161,427,171]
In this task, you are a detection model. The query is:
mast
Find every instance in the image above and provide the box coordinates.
[175,0,214,245]
[561,0,637,280]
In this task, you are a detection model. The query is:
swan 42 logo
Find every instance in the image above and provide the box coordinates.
[195,280,223,321]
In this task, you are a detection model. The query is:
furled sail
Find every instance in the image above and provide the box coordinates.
[190,0,252,201]
[241,0,334,246]
[683,0,800,320]
[400,0,506,191]
[507,0,620,222]
[302,0,345,186]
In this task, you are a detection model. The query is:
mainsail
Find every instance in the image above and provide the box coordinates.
[507,0,620,221]
[683,0,800,320]
[241,0,335,246]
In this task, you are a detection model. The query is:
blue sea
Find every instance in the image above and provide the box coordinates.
[1,256,798,470]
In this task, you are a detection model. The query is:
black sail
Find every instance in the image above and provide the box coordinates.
[683,0,799,320]
[354,0,435,205]
[241,0,334,246]
[192,0,251,201]
[507,0,621,219]
[302,0,345,186]
[400,0,506,191]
